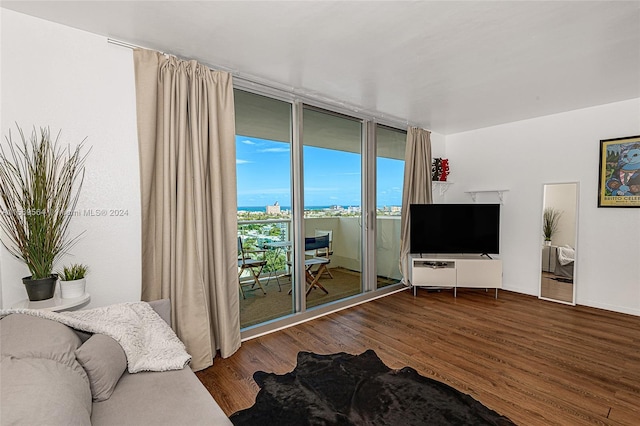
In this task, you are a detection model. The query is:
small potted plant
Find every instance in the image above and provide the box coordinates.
[542,207,562,246]
[58,263,89,299]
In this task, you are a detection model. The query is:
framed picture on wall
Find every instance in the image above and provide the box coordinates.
[598,135,640,207]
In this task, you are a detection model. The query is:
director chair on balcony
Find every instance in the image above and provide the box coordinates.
[313,229,334,279]
[290,234,331,296]
[237,236,267,299]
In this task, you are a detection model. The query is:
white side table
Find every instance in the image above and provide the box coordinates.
[11,293,90,312]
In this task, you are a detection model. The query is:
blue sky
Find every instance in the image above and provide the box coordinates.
[236,136,403,208]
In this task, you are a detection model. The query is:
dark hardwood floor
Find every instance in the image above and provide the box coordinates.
[196,289,640,425]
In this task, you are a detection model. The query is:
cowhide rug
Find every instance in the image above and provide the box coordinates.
[230,349,515,425]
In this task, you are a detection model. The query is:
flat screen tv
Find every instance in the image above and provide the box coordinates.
[410,203,500,255]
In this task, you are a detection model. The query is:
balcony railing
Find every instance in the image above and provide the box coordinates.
[238,216,401,280]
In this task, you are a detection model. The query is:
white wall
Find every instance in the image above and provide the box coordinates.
[446,99,640,315]
[1,9,141,308]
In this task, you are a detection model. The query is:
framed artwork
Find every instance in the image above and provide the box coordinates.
[598,135,640,207]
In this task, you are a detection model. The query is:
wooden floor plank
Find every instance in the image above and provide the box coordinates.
[195,289,640,425]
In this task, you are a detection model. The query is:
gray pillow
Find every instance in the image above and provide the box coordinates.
[1,314,92,425]
[75,333,127,401]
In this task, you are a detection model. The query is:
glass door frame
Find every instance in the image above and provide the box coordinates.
[362,121,377,294]
[290,101,305,314]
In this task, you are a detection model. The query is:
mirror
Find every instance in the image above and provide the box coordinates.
[539,182,578,305]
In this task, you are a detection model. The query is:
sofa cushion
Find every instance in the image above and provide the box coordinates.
[76,333,127,402]
[1,312,84,363]
[91,367,232,425]
[147,299,171,325]
[0,313,92,425]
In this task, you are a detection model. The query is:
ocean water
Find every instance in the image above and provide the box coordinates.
[238,205,347,212]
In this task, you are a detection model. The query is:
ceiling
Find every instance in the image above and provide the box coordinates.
[2,1,639,134]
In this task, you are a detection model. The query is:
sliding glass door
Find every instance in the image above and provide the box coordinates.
[235,87,406,331]
[375,125,406,288]
[302,106,364,309]
[235,89,294,328]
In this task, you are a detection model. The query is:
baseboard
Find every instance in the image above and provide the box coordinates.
[577,299,640,317]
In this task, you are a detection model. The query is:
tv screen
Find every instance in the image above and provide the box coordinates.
[410,204,500,255]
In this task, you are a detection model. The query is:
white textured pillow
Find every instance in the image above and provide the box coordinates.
[75,333,127,401]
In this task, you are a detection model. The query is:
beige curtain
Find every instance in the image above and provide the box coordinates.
[133,48,240,371]
[399,127,433,282]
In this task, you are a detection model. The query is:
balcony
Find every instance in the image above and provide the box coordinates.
[238,215,402,328]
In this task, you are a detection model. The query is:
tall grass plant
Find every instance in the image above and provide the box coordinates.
[0,125,88,279]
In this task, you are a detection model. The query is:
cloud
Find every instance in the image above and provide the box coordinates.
[304,186,341,192]
[239,187,290,195]
[236,159,252,164]
[259,147,290,153]
[241,139,257,145]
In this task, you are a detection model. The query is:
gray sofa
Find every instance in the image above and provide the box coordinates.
[0,299,231,425]
[541,245,574,279]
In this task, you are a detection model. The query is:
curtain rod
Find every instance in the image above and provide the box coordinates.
[108,38,422,130]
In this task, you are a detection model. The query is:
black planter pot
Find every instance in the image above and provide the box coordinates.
[23,275,57,301]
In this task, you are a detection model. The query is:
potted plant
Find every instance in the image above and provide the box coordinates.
[0,125,88,301]
[58,263,89,299]
[542,207,562,246]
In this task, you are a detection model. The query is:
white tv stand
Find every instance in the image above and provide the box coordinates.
[409,254,502,298]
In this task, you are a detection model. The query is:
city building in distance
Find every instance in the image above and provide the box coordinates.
[266,201,281,215]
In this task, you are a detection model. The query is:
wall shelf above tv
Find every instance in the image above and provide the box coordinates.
[465,189,509,203]
[432,181,453,196]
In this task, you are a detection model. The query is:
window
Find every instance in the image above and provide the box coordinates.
[375,125,406,288]
[235,89,293,328]
[234,88,407,333]
[302,106,363,309]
